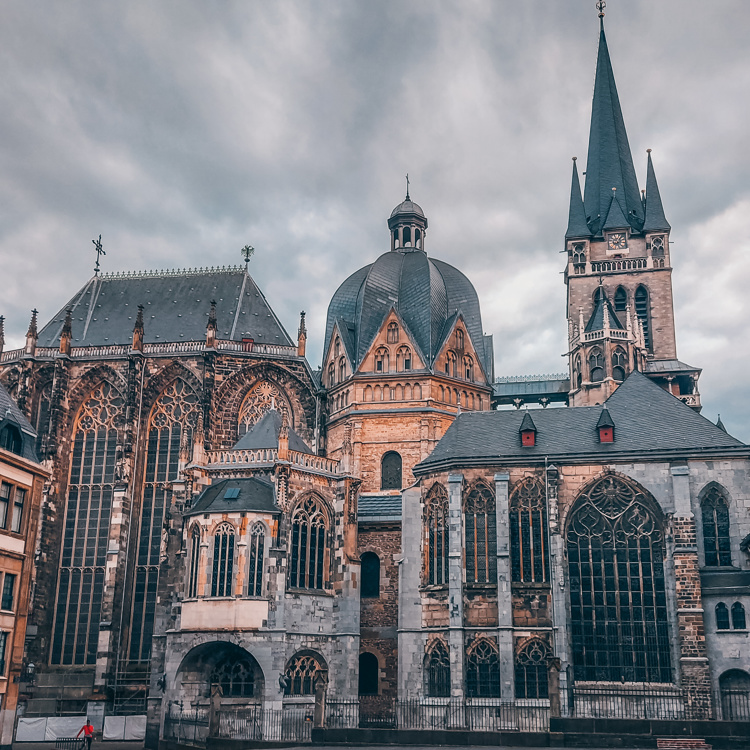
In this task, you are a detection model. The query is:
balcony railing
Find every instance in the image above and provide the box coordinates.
[591,258,648,273]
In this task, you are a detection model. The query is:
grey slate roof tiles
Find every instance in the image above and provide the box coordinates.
[642,151,671,233]
[187,476,278,516]
[232,408,313,454]
[358,494,402,521]
[416,371,746,472]
[37,267,294,348]
[0,382,38,462]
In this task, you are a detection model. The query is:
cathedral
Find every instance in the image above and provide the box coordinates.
[1,10,749,748]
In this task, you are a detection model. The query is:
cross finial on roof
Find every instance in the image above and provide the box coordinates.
[405,173,410,201]
[92,234,105,276]
[596,1,606,23]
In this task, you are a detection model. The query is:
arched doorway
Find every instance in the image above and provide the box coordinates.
[720,670,750,721]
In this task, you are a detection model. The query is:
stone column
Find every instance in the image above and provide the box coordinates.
[447,474,464,697]
[670,464,712,717]
[494,473,514,701]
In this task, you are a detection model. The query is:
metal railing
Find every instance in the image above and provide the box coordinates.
[163,705,209,746]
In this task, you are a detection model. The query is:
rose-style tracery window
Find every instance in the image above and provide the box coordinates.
[510,478,549,583]
[129,379,199,662]
[515,638,550,699]
[211,652,259,698]
[284,653,324,696]
[466,639,500,698]
[424,483,449,586]
[238,380,290,437]
[464,482,497,584]
[289,496,329,590]
[567,475,671,682]
[52,382,124,665]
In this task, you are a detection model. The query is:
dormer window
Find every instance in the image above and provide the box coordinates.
[387,322,399,344]
[0,424,22,456]
[519,413,536,447]
[597,408,615,443]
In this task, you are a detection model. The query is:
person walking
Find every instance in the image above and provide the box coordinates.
[76,718,94,749]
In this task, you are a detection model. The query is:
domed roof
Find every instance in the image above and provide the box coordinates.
[324,248,489,375]
[390,198,425,219]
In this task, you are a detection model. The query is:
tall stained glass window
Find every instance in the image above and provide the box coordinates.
[129,379,199,662]
[51,382,123,665]
[424,483,449,586]
[510,478,549,583]
[464,482,497,584]
[289,496,328,590]
[701,486,732,567]
[567,475,672,682]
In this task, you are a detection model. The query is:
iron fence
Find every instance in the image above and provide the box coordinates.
[217,706,313,742]
[163,705,209,746]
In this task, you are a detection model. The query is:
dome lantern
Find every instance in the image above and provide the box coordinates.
[388,183,428,252]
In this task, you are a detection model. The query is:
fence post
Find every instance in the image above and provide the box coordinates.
[548,657,562,718]
[208,684,222,737]
[313,672,328,728]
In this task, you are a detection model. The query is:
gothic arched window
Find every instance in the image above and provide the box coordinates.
[463,355,474,381]
[211,652,258,698]
[212,523,235,597]
[445,351,457,378]
[387,322,399,344]
[456,330,464,350]
[464,482,497,585]
[720,670,750,721]
[375,347,389,373]
[732,602,747,630]
[567,475,671,682]
[358,652,379,696]
[289,496,329,590]
[466,639,500,698]
[425,642,450,697]
[328,363,336,387]
[238,380,289,438]
[589,347,604,383]
[510,478,549,583]
[284,653,324,696]
[51,381,123,666]
[381,451,402,490]
[701,486,732,567]
[248,523,265,597]
[187,526,201,599]
[425,483,449,586]
[716,603,730,630]
[397,346,412,372]
[130,379,199,662]
[338,356,346,382]
[572,242,586,269]
[361,551,380,598]
[635,285,651,351]
[612,347,627,382]
[614,286,628,313]
[515,639,550,699]
[334,337,341,357]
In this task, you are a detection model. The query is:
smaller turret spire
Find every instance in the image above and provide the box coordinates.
[642,149,671,232]
[59,309,73,356]
[566,158,591,238]
[206,300,217,349]
[132,304,145,352]
[25,309,38,356]
[297,311,307,357]
[716,415,727,433]
[602,187,630,231]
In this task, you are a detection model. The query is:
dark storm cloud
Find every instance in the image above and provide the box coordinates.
[1,1,748,439]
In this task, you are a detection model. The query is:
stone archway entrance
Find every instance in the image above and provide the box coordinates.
[720,670,750,721]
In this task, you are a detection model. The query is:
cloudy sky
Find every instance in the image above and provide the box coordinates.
[1,1,748,440]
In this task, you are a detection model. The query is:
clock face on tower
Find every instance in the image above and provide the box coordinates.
[608,232,627,251]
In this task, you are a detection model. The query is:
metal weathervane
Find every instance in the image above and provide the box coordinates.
[93,234,105,276]
[596,1,606,18]
[241,245,255,265]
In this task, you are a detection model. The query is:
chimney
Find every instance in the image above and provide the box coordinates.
[297,311,307,357]
[519,411,537,447]
[597,407,615,443]
[206,300,217,349]
[59,309,73,356]
[132,305,145,352]
[25,309,38,356]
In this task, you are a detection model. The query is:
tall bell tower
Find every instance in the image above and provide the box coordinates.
[565,8,701,408]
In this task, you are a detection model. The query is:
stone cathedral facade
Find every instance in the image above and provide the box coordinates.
[0,13,749,748]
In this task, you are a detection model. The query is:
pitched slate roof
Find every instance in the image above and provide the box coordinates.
[415,371,747,473]
[585,293,623,332]
[232,408,312,454]
[37,267,294,348]
[583,26,644,235]
[187,476,278,516]
[323,249,490,376]
[0,382,38,462]
[358,494,402,522]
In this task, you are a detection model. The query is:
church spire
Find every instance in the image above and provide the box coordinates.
[642,149,671,232]
[566,158,591,238]
[583,16,644,235]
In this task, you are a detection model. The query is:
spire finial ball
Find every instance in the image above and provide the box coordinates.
[647,148,652,153]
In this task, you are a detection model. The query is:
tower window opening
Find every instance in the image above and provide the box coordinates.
[397,346,412,372]
[635,286,652,351]
[375,347,389,373]
[403,226,412,246]
[612,347,627,382]
[701,486,732,567]
[328,362,336,386]
[572,242,586,268]
[338,356,346,382]
[463,355,474,381]
[415,228,422,248]
[381,451,402,490]
[360,551,380,598]
[589,347,604,383]
[614,286,627,313]
[446,351,457,378]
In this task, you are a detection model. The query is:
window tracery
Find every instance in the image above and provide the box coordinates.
[510,478,549,583]
[52,381,124,665]
[466,639,500,698]
[425,641,450,697]
[701,486,732,567]
[464,482,497,585]
[515,639,550,699]
[572,242,586,273]
[212,522,235,597]
[289,496,328,590]
[211,652,258,698]
[284,653,324,695]
[612,347,627,382]
[396,346,412,372]
[238,380,290,437]
[424,483,449,586]
[567,475,671,682]
[445,351,457,378]
[248,522,265,597]
[130,379,199,662]
[375,347,389,373]
[463,355,474,381]
[589,347,604,383]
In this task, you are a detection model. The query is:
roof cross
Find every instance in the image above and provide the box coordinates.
[405,173,410,201]
[92,234,105,276]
